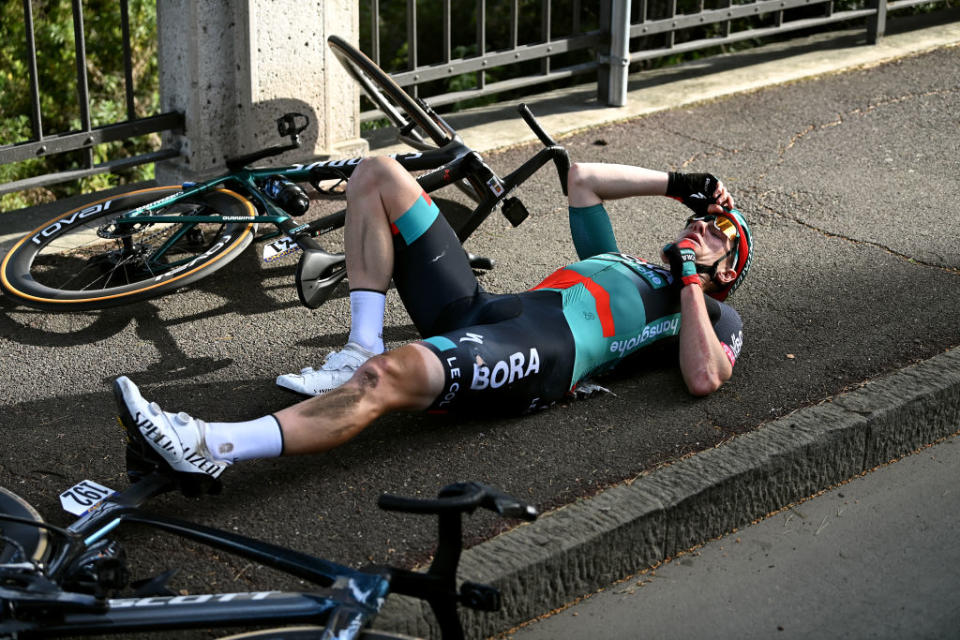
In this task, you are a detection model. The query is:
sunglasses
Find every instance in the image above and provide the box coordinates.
[686,214,739,243]
[686,214,739,277]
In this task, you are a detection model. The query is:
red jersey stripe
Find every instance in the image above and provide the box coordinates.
[531,268,615,337]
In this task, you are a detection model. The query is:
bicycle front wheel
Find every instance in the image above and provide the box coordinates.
[1,186,257,310]
[0,487,50,565]
[328,35,453,150]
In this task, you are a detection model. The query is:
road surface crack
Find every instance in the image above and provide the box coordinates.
[756,197,960,275]
[775,86,960,165]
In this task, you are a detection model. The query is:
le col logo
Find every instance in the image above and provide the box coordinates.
[729,330,744,358]
[471,348,540,390]
[31,200,114,245]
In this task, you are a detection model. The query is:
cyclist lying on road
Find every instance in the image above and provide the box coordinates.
[115,158,753,480]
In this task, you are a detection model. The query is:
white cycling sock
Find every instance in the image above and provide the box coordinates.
[204,415,283,463]
[347,289,385,354]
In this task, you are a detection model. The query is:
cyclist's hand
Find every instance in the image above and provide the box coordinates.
[663,239,701,288]
[666,172,734,215]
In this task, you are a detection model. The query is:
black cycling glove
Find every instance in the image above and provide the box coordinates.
[666,172,720,217]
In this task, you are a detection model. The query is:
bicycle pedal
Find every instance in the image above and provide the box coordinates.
[501,197,529,227]
[124,440,164,484]
[177,472,222,498]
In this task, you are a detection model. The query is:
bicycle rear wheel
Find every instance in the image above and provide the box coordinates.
[218,626,420,639]
[0,487,49,565]
[1,186,257,310]
[328,35,453,150]
[328,36,485,205]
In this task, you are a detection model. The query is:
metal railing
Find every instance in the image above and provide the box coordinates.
[0,0,183,196]
[359,0,943,118]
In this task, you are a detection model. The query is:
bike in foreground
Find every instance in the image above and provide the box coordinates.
[0,464,537,639]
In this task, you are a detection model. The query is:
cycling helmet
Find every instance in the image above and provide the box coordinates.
[709,208,753,302]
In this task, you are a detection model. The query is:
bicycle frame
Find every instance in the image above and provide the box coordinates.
[113,104,568,277]
[0,474,535,639]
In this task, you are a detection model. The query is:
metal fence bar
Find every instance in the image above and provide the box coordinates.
[407,0,418,98]
[628,0,873,38]
[666,0,677,50]
[598,0,631,107]
[120,0,136,119]
[372,0,381,65]
[0,148,180,196]
[867,0,888,42]
[390,31,601,85]
[1,113,185,166]
[70,0,94,170]
[541,0,552,75]
[477,0,487,91]
[22,0,43,141]
[443,0,451,64]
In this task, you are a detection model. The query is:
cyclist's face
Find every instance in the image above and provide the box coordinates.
[678,215,737,266]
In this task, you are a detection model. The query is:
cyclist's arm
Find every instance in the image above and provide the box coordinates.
[678,286,739,396]
[565,163,669,260]
[567,163,668,207]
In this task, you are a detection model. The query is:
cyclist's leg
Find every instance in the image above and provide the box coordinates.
[346,155,481,336]
[343,156,423,292]
[278,157,476,396]
[120,343,445,474]
[275,343,444,454]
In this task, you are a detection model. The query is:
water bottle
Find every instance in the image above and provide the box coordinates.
[263,175,310,216]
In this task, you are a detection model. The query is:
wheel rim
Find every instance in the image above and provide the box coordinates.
[2,187,255,307]
[0,487,48,565]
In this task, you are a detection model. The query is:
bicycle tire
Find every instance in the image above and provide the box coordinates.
[218,625,420,640]
[0,487,49,565]
[328,36,485,205]
[327,35,452,150]
[1,185,257,310]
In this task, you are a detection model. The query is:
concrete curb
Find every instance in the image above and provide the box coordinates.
[376,346,960,638]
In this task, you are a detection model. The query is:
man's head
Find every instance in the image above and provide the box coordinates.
[668,209,753,301]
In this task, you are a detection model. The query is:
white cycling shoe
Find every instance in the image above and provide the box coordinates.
[276,342,376,396]
[114,376,228,480]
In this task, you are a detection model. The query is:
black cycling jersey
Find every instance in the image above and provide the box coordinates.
[391,194,744,414]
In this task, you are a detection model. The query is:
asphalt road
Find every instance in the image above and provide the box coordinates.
[507,433,960,640]
[1,40,959,631]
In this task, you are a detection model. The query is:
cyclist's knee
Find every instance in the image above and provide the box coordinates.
[566,162,591,194]
[347,156,404,198]
[566,162,604,207]
[349,346,441,411]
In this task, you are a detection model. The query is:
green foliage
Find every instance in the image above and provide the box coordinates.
[1,0,160,211]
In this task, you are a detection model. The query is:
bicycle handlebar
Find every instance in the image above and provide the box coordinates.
[378,481,538,521]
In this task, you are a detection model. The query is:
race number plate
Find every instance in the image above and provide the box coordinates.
[262,236,301,262]
[60,479,117,516]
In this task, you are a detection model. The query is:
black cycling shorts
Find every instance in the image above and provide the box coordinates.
[391,193,575,414]
[419,290,575,415]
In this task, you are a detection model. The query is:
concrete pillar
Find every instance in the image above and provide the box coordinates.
[156,0,367,184]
